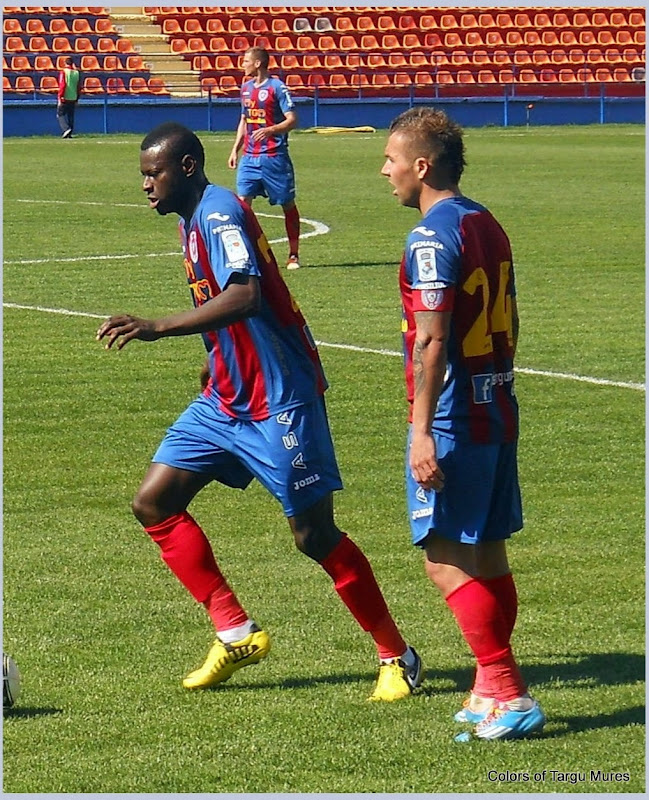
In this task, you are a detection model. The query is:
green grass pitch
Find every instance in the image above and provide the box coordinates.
[3,123,644,793]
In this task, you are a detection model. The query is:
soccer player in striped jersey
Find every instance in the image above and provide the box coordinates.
[381,107,546,741]
[228,47,302,270]
[97,122,421,701]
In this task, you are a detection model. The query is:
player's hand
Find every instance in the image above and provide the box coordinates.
[228,152,237,169]
[251,128,271,143]
[409,432,445,492]
[96,314,160,350]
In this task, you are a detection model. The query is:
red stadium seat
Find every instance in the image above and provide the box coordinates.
[394,72,412,88]
[371,73,391,90]
[423,32,443,48]
[324,54,343,70]
[398,15,417,31]
[613,67,632,81]
[335,16,354,33]
[505,31,524,48]
[560,31,579,47]
[435,70,455,86]
[228,18,247,34]
[609,11,627,27]
[403,33,422,49]
[328,73,351,92]
[534,13,552,29]
[250,18,269,34]
[72,18,93,34]
[208,37,228,52]
[296,35,315,51]
[201,76,219,95]
[170,38,189,54]
[553,12,571,28]
[524,31,542,48]
[303,53,323,69]
[187,38,206,53]
[616,30,634,46]
[559,69,577,83]
[472,49,490,66]
[40,75,59,93]
[493,49,511,66]
[381,34,400,50]
[357,15,376,31]
[542,31,560,47]
[444,32,463,49]
[440,14,458,30]
[407,52,427,68]
[419,15,437,30]
[456,70,476,85]
[377,15,396,31]
[465,31,484,48]
[205,18,226,34]
[350,73,370,90]
[573,12,590,28]
[192,55,212,72]
[25,18,46,35]
[514,12,533,29]
[450,50,471,67]
[253,36,273,50]
[214,54,235,71]
[148,77,168,94]
[498,69,516,84]
[95,19,115,35]
[495,12,514,28]
[591,11,609,28]
[344,53,361,70]
[307,73,326,90]
[367,53,387,69]
[126,55,145,70]
[513,50,532,67]
[478,69,497,84]
[75,37,94,53]
[285,74,306,92]
[628,11,644,27]
[274,36,293,51]
[339,35,358,51]
[106,76,128,94]
[219,76,239,94]
[597,30,616,48]
[317,35,336,52]
[360,34,380,51]
[97,37,117,52]
[231,36,250,52]
[3,17,22,33]
[484,31,505,48]
[579,30,597,47]
[539,68,558,83]
[271,18,291,34]
[162,19,182,35]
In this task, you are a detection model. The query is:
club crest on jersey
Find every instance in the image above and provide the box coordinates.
[421,289,445,310]
[258,89,268,102]
[416,248,437,282]
[188,230,199,263]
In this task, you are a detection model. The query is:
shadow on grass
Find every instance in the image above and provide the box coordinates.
[4,706,62,720]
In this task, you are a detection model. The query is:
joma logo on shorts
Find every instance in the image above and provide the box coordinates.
[294,473,320,491]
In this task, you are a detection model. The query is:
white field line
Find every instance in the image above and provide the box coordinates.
[2,303,644,393]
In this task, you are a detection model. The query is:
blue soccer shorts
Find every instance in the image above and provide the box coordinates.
[152,394,342,517]
[405,430,523,546]
[236,153,296,206]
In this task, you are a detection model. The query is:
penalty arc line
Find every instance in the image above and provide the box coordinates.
[2,302,644,393]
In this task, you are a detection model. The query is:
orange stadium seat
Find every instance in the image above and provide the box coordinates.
[552,12,570,28]
[560,31,579,47]
[285,74,306,91]
[398,15,417,30]
[540,32,560,49]
[357,16,376,31]
[591,10,609,28]
[456,70,476,85]
[377,15,396,31]
[40,75,59,92]
[505,31,524,48]
[335,16,354,33]
[424,32,443,49]
[170,38,189,54]
[444,32,463,49]
[579,30,597,47]
[187,38,206,53]
[628,11,644,27]
[250,17,269,34]
[201,76,218,94]
[495,13,514,29]
[473,49,490,66]
[440,13,458,30]
[126,54,145,70]
[274,35,293,51]
[609,11,627,27]
[102,54,123,71]
[460,13,478,30]
[307,73,326,90]
[75,37,94,53]
[72,18,93,34]
[597,30,616,47]
[34,54,55,70]
[394,72,412,88]
[129,76,150,93]
[524,31,542,48]
[10,55,30,71]
[231,35,250,51]
[95,18,115,35]
[588,49,605,64]
[616,30,634,46]
[367,53,387,69]
[184,18,203,34]
[498,69,516,84]
[53,36,73,53]
[344,53,362,69]
[381,34,400,50]
[228,18,247,34]
[484,31,505,48]
[4,75,14,92]
[573,11,590,27]
[324,54,343,70]
[435,70,455,86]
[478,69,497,84]
[207,37,227,52]
[576,67,594,81]
[350,73,370,90]
[106,76,127,93]
[493,49,511,66]
[83,76,104,93]
[271,18,291,34]
[49,18,71,35]
[414,71,434,87]
[518,69,538,83]
[328,74,350,91]
[633,30,644,45]
[419,14,437,30]
[280,53,299,70]
[451,50,471,66]
[2,19,22,36]
[212,54,234,71]
[478,12,497,29]
[339,35,358,51]
[403,33,422,49]
[513,50,532,67]
[594,67,613,82]
[148,77,168,94]
[16,75,36,93]
[25,18,46,35]
[534,12,552,29]
[568,49,586,65]
[613,67,632,81]
[465,31,484,49]
[219,75,239,94]
[253,35,273,49]
[558,69,578,83]
[80,54,101,70]
[514,12,533,29]
[303,53,323,69]
[205,18,226,34]
[539,68,558,82]
[6,36,26,52]
[318,35,336,52]
[97,37,117,52]
[407,51,427,68]
[360,34,380,51]
[192,54,212,71]
[296,35,315,51]
[548,49,568,65]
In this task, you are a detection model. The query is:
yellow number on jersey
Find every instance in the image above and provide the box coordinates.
[461,261,514,358]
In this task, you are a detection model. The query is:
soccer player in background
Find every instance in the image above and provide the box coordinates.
[228,47,302,270]
[97,122,421,701]
[381,107,546,741]
[57,56,80,139]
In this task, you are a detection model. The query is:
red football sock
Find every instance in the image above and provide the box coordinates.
[145,511,248,631]
[284,204,300,257]
[319,535,407,660]
[472,573,518,697]
[446,578,526,702]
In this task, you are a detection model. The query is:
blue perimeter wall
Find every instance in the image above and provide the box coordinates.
[3,93,645,136]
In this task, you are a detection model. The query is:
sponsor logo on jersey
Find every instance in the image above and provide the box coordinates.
[412,507,434,520]
[412,225,436,237]
[220,229,249,267]
[207,212,230,222]
[410,239,444,252]
[189,230,199,263]
[291,452,307,469]
[416,248,438,282]
[212,223,239,235]
[471,371,514,404]
[294,473,321,491]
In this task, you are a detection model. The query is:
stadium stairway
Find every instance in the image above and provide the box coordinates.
[109,6,200,96]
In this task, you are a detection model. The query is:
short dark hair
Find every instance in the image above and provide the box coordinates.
[246,47,269,69]
[389,107,466,184]
[140,122,205,169]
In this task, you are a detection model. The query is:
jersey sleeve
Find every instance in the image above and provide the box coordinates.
[200,199,261,288]
[405,223,460,312]
[275,79,295,115]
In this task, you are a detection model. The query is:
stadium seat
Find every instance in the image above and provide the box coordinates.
[381,34,400,50]
[126,54,145,70]
[495,12,514,28]
[568,49,586,65]
[435,70,455,86]
[218,75,239,94]
[228,18,247,34]
[371,73,391,90]
[271,18,291,34]
[97,37,117,52]
[613,67,632,81]
[253,36,273,50]
[440,13,458,29]
[307,73,326,90]
[367,53,387,69]
[75,37,95,53]
[6,36,27,52]
[534,12,552,29]
[3,75,14,93]
[423,32,443,49]
[344,53,362,70]
[339,35,358,51]
[324,54,343,70]
[628,11,644,27]
[274,36,293,51]
[524,31,542,48]
[170,38,189,54]
[559,68,577,82]
[560,31,579,47]
[408,51,428,68]
[201,76,219,95]
[106,76,128,94]
[456,70,476,85]
[573,12,590,27]
[328,73,351,91]
[484,31,505,48]
[2,19,22,36]
[25,18,46,35]
[498,69,516,84]
[280,53,299,70]
[357,16,376,31]
[49,18,72,35]
[39,75,59,93]
[633,31,645,46]
[513,50,532,67]
[83,76,104,93]
[588,48,605,64]
[80,54,101,70]
[72,17,93,34]
[616,30,634,46]
[541,31,560,47]
[249,17,269,34]
[548,48,568,65]
[472,49,490,66]
[317,35,336,52]
[579,30,597,47]
[414,71,434,87]
[514,12,533,29]
[303,53,323,69]
[231,35,251,51]
[398,15,417,31]
[16,75,36,93]
[350,73,370,91]
[576,67,594,82]
[597,30,616,48]
[450,50,471,67]
[591,11,609,28]
[465,31,484,48]
[394,72,412,88]
[444,32,463,49]
[505,31,524,48]
[594,67,613,82]
[285,74,306,92]
[129,76,150,93]
[493,49,511,66]
[10,55,31,71]
[477,69,497,84]
[419,14,437,30]
[95,19,115,35]
[609,11,627,27]
[552,12,571,28]
[360,34,380,51]
[187,37,206,53]
[314,17,334,33]
[148,77,168,94]
[296,35,316,51]
[205,18,226,34]
[403,33,422,49]
[34,54,56,71]
[377,15,396,31]
[206,36,226,52]
[213,54,234,71]
[335,16,353,33]
[192,54,212,72]
[539,68,558,83]
[184,18,203,35]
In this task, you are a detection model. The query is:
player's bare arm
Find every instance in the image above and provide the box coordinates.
[410,310,450,492]
[228,117,246,168]
[251,110,298,143]
[97,276,260,351]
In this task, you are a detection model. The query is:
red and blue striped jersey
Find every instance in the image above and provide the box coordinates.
[179,184,327,420]
[240,76,294,157]
[400,196,519,444]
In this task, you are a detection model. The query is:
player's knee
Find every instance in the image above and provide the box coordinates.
[292,520,341,561]
[131,487,165,528]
